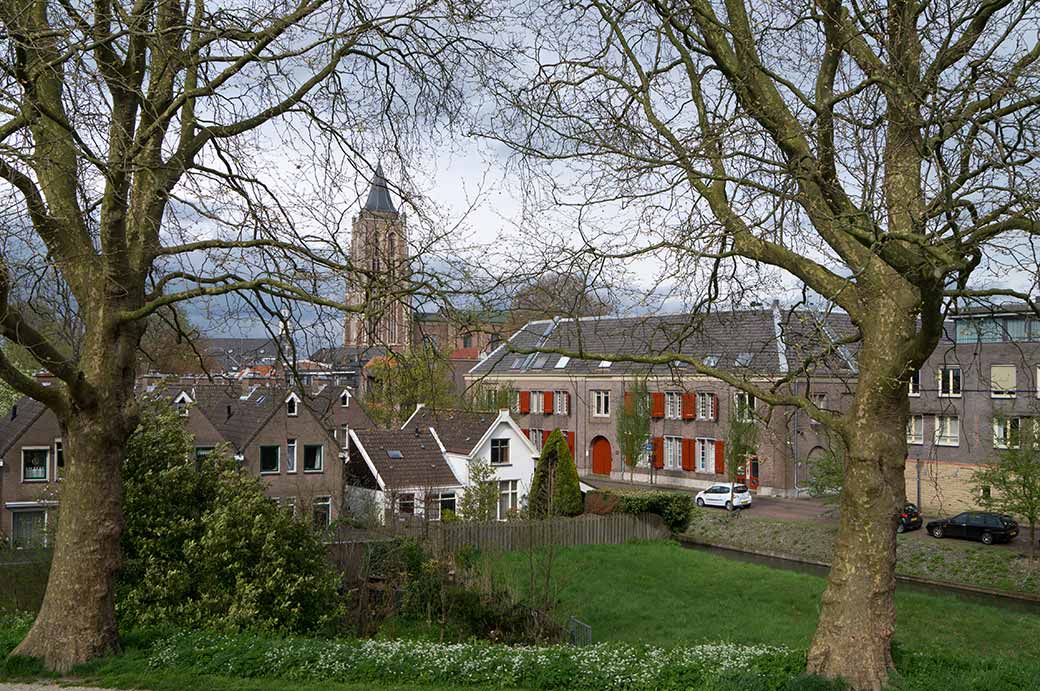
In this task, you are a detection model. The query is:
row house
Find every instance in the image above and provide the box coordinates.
[344,406,540,522]
[0,378,372,547]
[466,304,857,497]
[906,305,1040,512]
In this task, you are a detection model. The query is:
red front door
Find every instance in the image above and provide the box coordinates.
[591,437,612,475]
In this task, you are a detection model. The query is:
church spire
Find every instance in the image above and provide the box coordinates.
[363,162,397,213]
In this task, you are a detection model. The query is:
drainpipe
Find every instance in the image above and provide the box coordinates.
[916,459,922,508]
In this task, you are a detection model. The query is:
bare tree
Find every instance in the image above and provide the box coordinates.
[487,1,1040,688]
[0,0,498,670]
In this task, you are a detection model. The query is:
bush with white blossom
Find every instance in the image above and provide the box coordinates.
[146,630,804,689]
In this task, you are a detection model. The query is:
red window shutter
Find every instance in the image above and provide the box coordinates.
[522,428,530,439]
[682,393,696,420]
[624,391,634,413]
[652,436,664,468]
[681,439,694,471]
[712,393,720,421]
[714,440,726,474]
[651,392,665,418]
[565,392,571,415]
[542,429,551,446]
[565,431,575,456]
[544,391,554,414]
[519,391,531,414]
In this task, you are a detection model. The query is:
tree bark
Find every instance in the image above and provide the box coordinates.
[12,412,130,671]
[806,295,920,691]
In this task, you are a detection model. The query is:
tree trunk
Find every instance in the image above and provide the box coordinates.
[806,300,920,691]
[12,412,130,671]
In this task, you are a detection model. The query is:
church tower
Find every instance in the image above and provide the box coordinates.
[343,164,412,349]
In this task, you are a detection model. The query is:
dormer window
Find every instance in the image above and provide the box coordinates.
[340,390,350,407]
[285,392,300,417]
[173,391,192,417]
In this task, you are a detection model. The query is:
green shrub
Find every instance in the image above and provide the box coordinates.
[529,429,583,517]
[608,490,696,532]
[118,403,342,634]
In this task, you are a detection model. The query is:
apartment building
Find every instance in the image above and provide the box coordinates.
[466,304,858,497]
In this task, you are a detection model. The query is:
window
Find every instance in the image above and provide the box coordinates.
[304,444,323,472]
[734,392,756,422]
[695,438,714,473]
[286,439,297,473]
[195,446,215,462]
[937,366,962,397]
[935,415,959,446]
[554,390,569,415]
[695,392,716,421]
[665,391,682,419]
[735,352,753,367]
[491,438,510,465]
[12,511,46,548]
[530,390,544,414]
[555,356,570,369]
[286,395,298,416]
[993,417,1021,449]
[174,392,191,416]
[260,445,280,473]
[906,415,924,445]
[285,497,297,517]
[592,390,611,417]
[398,493,415,515]
[339,425,349,445]
[510,357,524,370]
[529,428,543,452]
[810,392,827,409]
[21,448,48,482]
[703,355,720,367]
[531,354,549,369]
[598,360,612,368]
[664,436,682,470]
[991,365,1017,398]
[340,391,349,407]
[313,496,331,529]
[463,334,473,349]
[429,492,457,521]
[497,480,519,520]
[908,370,920,396]
[54,440,64,480]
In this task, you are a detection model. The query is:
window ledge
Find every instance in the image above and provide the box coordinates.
[304,469,324,474]
[260,470,280,475]
[935,441,959,447]
[21,478,48,483]
[937,394,962,399]
[991,394,1017,399]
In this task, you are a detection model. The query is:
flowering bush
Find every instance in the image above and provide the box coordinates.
[146,630,804,690]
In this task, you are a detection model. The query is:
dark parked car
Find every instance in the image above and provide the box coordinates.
[897,503,923,533]
[927,512,1019,545]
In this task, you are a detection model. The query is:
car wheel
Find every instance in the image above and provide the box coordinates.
[896,522,905,534]
[696,497,705,507]
[930,526,944,538]
[981,532,994,545]
[725,500,733,511]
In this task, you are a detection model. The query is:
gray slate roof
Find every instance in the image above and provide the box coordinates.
[363,164,398,214]
[402,407,500,455]
[352,428,460,490]
[0,397,48,456]
[200,337,281,372]
[468,307,859,378]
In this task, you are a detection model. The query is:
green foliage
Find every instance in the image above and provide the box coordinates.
[364,345,459,427]
[457,455,499,521]
[725,414,758,481]
[119,403,342,634]
[803,430,846,501]
[528,429,583,518]
[0,341,38,413]
[617,380,651,475]
[972,428,1040,556]
[604,490,695,533]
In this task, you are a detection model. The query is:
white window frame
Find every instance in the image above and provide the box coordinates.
[340,390,350,407]
[397,492,416,515]
[663,436,682,470]
[937,366,962,398]
[990,364,1017,398]
[592,390,611,417]
[21,446,50,482]
[935,415,960,446]
[429,491,457,521]
[908,370,920,397]
[554,390,569,415]
[490,438,510,466]
[906,415,924,445]
[695,438,714,474]
[313,496,332,528]
[529,428,543,452]
[530,390,544,414]
[286,496,297,518]
[174,391,192,417]
[695,392,715,421]
[286,438,297,473]
[54,438,64,481]
[259,445,280,474]
[303,444,324,473]
[734,392,756,422]
[665,391,682,419]
[993,417,1021,449]
[286,393,300,417]
[497,479,519,520]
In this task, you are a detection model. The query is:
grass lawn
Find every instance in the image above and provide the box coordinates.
[490,540,1040,658]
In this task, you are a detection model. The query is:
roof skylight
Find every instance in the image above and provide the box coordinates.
[598,360,612,368]
[555,356,571,369]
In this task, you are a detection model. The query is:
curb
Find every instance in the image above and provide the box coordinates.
[677,534,1040,605]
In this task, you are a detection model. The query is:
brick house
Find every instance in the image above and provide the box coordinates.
[466,305,860,497]
[0,398,63,546]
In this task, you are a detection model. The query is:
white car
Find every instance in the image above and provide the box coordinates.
[695,483,752,511]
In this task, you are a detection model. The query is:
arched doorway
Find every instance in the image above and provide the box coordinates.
[590,436,612,475]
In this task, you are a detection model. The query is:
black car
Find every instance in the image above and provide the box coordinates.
[927,512,1019,545]
[897,503,923,533]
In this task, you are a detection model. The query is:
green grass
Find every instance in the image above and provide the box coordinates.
[490,540,1040,658]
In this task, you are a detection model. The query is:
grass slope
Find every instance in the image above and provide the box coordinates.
[492,540,1040,658]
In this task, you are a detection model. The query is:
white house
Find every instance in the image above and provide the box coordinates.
[402,406,540,520]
